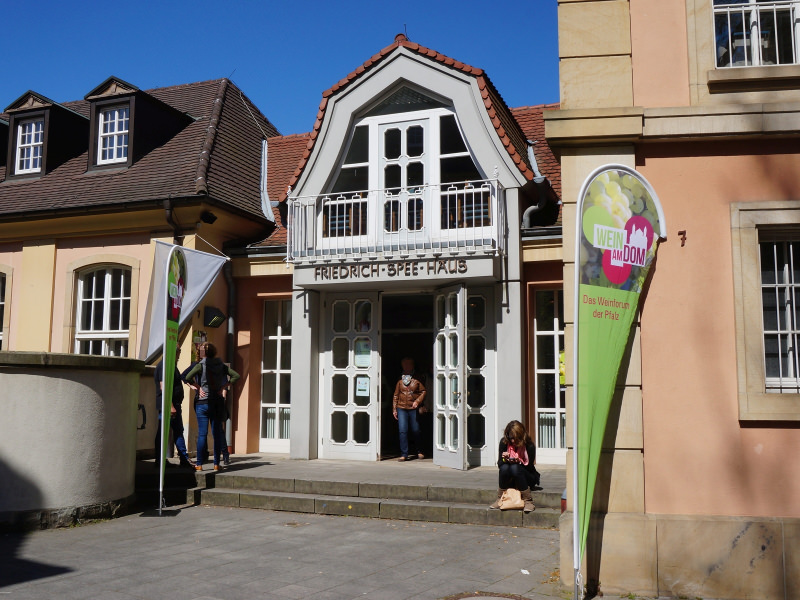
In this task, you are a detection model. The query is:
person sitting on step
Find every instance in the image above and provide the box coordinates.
[489,420,539,512]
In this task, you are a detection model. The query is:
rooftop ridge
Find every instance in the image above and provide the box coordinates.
[195,78,228,196]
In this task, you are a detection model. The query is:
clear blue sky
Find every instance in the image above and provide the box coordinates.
[3,1,559,135]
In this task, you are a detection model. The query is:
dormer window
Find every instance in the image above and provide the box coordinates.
[97,105,129,164]
[15,118,44,174]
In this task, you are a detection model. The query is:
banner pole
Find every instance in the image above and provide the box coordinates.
[158,246,175,517]
[572,184,584,600]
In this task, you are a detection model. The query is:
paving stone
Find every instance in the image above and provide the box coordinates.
[237,490,316,513]
[360,481,429,500]
[379,498,450,522]
[314,495,381,517]
[197,489,239,507]
[295,478,359,496]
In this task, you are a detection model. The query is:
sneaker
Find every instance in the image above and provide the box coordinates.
[223,455,230,466]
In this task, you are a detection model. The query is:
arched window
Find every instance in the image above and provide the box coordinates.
[74,266,132,356]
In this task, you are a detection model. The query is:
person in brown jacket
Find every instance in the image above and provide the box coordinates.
[392,357,427,461]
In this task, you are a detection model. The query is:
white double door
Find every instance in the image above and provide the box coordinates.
[321,287,474,469]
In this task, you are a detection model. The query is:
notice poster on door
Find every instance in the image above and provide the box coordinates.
[355,375,370,397]
[354,338,371,368]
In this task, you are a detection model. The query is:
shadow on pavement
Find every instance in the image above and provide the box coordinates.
[0,457,72,588]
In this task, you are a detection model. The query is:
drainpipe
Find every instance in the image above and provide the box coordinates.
[224,260,235,454]
[163,197,183,245]
[522,141,557,228]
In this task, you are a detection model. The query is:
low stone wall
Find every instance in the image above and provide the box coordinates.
[560,511,800,600]
[0,352,144,530]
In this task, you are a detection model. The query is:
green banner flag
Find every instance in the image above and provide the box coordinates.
[573,165,666,575]
[159,246,187,513]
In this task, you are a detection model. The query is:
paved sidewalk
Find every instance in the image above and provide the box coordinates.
[1,505,566,600]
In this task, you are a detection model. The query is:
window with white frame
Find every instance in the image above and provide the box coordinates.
[16,118,44,174]
[714,1,800,68]
[74,266,131,356]
[731,201,800,420]
[533,289,566,453]
[0,273,6,350]
[260,299,292,445]
[326,88,484,237]
[97,106,129,164]
[759,237,800,392]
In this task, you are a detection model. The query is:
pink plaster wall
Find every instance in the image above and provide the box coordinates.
[232,275,292,454]
[638,140,800,518]
[630,0,691,107]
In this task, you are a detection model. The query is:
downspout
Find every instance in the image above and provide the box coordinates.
[224,261,235,454]
[163,197,183,245]
[522,141,556,228]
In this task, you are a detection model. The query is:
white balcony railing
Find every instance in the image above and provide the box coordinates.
[714,1,800,67]
[287,179,506,264]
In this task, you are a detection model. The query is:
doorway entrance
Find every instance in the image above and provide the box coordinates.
[380,293,434,459]
[320,286,494,468]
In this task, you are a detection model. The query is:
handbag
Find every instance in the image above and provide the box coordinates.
[498,487,524,510]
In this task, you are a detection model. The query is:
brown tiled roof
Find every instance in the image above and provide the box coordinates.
[0,78,279,220]
[511,103,561,199]
[287,34,537,192]
[255,133,311,247]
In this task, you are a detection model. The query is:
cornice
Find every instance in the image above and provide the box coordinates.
[545,102,800,146]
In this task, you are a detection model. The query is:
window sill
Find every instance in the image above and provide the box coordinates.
[708,64,800,93]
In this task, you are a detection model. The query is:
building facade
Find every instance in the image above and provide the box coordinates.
[0,76,279,458]
[0,39,564,473]
[550,1,800,598]
[233,35,563,468]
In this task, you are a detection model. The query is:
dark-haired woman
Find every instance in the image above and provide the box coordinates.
[184,342,239,471]
[489,420,539,512]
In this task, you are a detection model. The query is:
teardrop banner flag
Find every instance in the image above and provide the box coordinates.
[572,165,666,591]
[159,245,186,515]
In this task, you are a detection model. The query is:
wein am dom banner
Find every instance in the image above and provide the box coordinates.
[159,245,187,513]
[572,165,666,580]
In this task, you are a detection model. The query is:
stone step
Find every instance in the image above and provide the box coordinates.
[211,474,563,510]
[199,487,561,529]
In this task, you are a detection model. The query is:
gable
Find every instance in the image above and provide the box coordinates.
[292,38,535,198]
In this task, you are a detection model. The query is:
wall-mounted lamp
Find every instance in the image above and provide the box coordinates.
[204,306,226,328]
[200,210,217,224]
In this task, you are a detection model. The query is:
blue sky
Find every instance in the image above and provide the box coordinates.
[3,1,559,135]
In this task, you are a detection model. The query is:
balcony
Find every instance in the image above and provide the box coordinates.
[714,1,800,67]
[287,179,506,264]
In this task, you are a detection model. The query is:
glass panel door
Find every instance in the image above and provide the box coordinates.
[322,293,380,460]
[379,119,428,254]
[259,299,292,452]
[533,289,567,463]
[433,284,467,470]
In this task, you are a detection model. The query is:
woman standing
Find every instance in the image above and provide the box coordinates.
[392,357,427,461]
[184,342,239,471]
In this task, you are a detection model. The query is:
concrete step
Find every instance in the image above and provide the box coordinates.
[211,473,563,510]
[199,487,560,529]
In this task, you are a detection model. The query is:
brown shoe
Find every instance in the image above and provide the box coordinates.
[489,488,505,509]
[521,488,535,513]
[417,453,425,460]
[398,456,407,462]
[195,465,202,472]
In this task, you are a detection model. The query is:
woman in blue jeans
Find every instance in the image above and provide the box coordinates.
[184,342,240,471]
[392,357,427,461]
